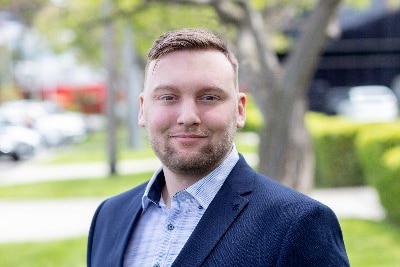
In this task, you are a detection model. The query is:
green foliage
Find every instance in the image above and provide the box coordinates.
[306,116,400,223]
[306,113,364,187]
[344,0,374,9]
[376,146,400,225]
[250,0,314,10]
[355,123,400,185]
[34,0,104,63]
[132,3,224,57]
[33,0,228,65]
[354,123,400,225]
[241,94,264,132]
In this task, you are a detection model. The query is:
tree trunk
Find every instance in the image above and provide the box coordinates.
[258,89,314,192]
[238,0,341,192]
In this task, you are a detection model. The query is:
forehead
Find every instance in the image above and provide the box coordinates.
[149,49,232,72]
[145,49,235,91]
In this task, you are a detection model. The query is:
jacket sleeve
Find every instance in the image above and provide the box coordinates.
[277,204,350,267]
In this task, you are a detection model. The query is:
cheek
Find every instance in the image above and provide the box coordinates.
[145,108,175,130]
[202,108,236,130]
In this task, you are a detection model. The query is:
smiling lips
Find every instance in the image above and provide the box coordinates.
[168,132,209,144]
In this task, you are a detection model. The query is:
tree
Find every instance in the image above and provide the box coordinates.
[38,0,342,191]
[0,0,47,26]
[26,0,347,190]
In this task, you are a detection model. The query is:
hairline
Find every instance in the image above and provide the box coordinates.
[143,29,239,92]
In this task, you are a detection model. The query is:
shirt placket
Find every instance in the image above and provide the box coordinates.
[152,196,182,267]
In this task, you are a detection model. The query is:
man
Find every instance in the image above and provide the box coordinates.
[87,28,349,267]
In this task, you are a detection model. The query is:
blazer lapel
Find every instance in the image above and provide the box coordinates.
[112,191,144,267]
[172,155,255,267]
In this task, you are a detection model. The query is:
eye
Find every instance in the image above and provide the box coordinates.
[200,95,220,101]
[158,94,178,102]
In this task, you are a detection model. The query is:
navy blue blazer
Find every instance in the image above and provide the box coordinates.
[87,155,349,266]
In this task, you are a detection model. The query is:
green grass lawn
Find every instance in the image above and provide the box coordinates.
[341,219,400,266]
[0,172,152,199]
[0,219,399,267]
[0,237,87,267]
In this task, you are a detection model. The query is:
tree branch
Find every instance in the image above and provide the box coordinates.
[84,1,150,29]
[237,0,282,91]
[146,0,245,25]
[283,0,342,95]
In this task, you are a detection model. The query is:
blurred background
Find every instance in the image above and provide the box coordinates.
[0,0,400,266]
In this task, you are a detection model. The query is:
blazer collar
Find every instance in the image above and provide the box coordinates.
[172,155,255,267]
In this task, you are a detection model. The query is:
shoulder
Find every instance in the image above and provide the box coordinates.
[89,181,148,235]
[232,156,335,219]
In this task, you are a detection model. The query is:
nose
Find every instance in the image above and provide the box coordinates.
[177,99,201,126]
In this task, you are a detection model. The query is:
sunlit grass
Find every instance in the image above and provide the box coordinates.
[341,219,400,266]
[0,237,86,267]
[0,172,152,199]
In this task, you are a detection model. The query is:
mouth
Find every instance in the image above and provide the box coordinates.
[168,131,209,145]
[169,133,207,138]
[168,129,209,139]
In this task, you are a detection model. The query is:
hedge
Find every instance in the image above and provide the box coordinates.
[377,146,400,225]
[307,115,400,223]
[241,94,263,132]
[355,123,400,185]
[306,113,364,187]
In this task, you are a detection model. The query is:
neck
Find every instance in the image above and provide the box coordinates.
[161,168,204,208]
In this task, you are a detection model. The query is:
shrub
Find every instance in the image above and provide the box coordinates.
[376,146,400,225]
[306,113,364,187]
[241,94,263,132]
[356,123,400,185]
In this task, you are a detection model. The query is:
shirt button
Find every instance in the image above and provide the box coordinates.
[198,205,203,210]
[153,263,160,267]
[167,223,175,231]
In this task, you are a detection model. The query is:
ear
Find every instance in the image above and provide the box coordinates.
[236,92,246,129]
[138,93,146,127]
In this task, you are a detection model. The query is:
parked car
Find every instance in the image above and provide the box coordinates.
[35,112,87,145]
[0,99,87,147]
[327,85,399,122]
[0,119,42,161]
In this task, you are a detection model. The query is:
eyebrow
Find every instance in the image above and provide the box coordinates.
[151,85,177,94]
[152,84,228,94]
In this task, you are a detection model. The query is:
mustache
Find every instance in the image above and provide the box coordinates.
[167,128,211,137]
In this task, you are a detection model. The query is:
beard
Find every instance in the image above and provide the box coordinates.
[148,125,236,176]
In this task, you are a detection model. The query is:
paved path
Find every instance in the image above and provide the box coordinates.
[0,198,103,243]
[0,155,386,243]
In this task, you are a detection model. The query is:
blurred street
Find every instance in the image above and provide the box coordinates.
[0,154,386,243]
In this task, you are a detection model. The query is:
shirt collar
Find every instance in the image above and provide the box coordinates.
[141,145,239,211]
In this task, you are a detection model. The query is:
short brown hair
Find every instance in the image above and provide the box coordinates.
[145,28,239,88]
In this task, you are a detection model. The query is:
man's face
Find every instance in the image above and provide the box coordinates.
[139,49,246,177]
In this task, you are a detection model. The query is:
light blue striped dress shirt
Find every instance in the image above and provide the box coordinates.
[123,146,239,267]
